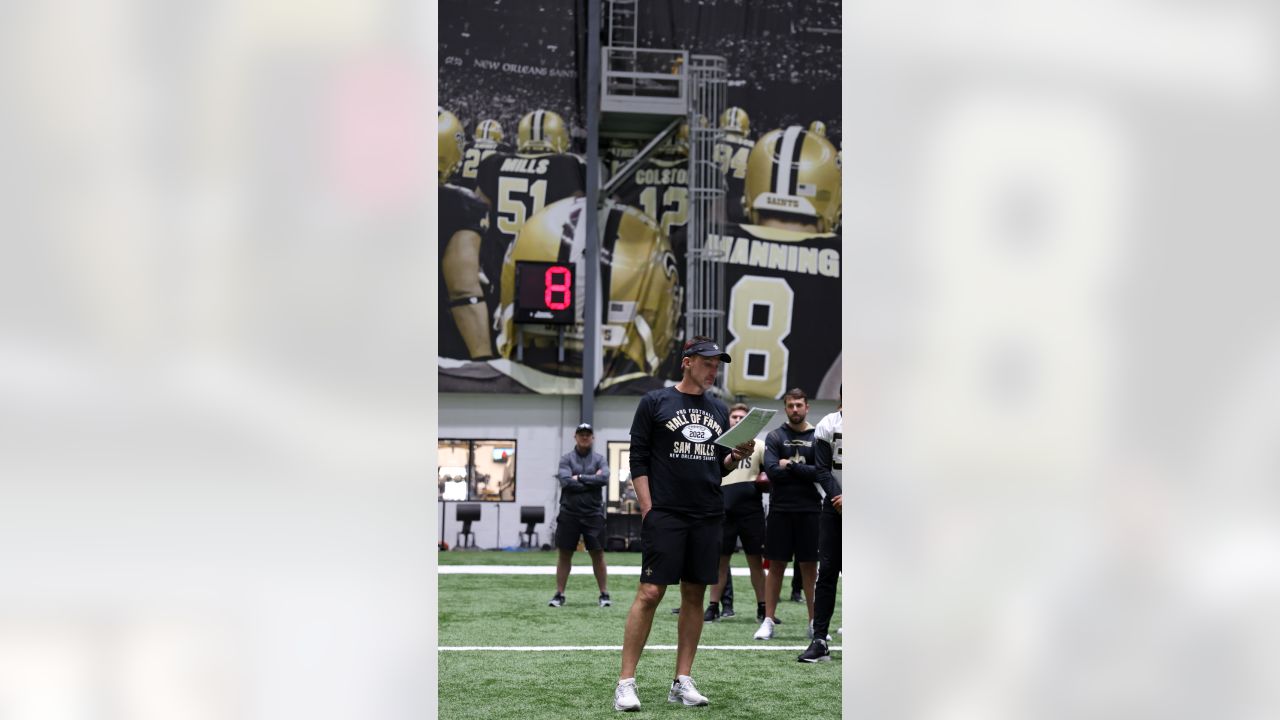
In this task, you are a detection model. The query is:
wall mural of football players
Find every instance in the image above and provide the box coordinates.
[453,119,512,193]
[715,106,755,225]
[475,109,586,321]
[438,0,842,398]
[608,119,695,381]
[438,108,495,361]
[713,125,842,401]
[493,197,682,395]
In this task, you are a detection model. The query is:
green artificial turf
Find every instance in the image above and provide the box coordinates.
[437,549,645,566]
[437,549,771,568]
[438,573,842,719]
[439,649,842,720]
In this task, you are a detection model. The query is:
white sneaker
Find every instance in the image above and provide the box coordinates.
[807,620,832,642]
[753,617,775,640]
[668,676,709,706]
[614,679,641,712]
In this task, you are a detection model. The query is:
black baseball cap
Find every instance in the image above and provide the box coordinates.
[682,338,732,363]
[575,423,594,434]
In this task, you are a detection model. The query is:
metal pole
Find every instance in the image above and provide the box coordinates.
[582,0,603,426]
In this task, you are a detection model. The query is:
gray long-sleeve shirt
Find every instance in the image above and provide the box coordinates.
[557,448,610,517]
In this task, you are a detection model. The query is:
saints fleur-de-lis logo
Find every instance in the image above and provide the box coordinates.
[644,568,653,577]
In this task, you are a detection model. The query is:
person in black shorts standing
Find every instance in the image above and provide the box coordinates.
[549,422,611,608]
[754,389,822,641]
[799,388,843,663]
[612,337,756,712]
[704,403,768,624]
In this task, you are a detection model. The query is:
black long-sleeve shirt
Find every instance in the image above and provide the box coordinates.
[764,424,821,512]
[813,410,843,515]
[556,448,609,517]
[629,386,734,519]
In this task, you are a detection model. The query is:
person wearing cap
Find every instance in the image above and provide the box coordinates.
[613,336,757,711]
[549,422,611,609]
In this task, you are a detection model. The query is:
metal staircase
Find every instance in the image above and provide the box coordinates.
[684,55,728,358]
[608,0,638,55]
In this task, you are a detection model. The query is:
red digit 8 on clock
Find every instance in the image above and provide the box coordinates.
[544,265,572,310]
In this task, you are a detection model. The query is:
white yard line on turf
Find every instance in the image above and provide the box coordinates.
[438,565,795,576]
[439,645,840,652]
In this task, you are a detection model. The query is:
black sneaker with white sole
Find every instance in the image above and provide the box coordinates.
[721,604,735,618]
[798,638,831,663]
[548,593,565,607]
[703,604,720,623]
[599,593,612,607]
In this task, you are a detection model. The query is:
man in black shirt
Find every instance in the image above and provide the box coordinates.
[754,388,822,641]
[438,108,494,361]
[613,337,756,712]
[549,423,611,609]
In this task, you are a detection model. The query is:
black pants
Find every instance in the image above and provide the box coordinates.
[812,510,841,639]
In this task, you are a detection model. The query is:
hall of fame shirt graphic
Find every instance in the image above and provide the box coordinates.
[663,407,724,461]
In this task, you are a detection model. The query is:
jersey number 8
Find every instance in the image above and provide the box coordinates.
[725,276,793,399]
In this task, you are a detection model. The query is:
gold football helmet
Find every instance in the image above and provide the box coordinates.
[659,121,691,157]
[743,125,841,232]
[720,106,750,137]
[474,119,504,144]
[808,120,827,137]
[660,114,708,156]
[494,197,681,380]
[438,108,466,184]
[517,110,571,153]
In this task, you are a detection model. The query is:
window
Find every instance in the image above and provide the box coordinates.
[437,439,517,502]
[606,441,636,514]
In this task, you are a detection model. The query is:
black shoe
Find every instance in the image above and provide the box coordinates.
[703,604,720,623]
[671,607,681,614]
[790,589,804,603]
[599,593,612,607]
[721,604,735,618]
[757,603,766,622]
[798,638,831,663]
[548,593,565,607]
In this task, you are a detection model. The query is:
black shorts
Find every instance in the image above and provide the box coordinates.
[721,484,766,556]
[765,510,820,563]
[640,509,721,586]
[555,511,605,552]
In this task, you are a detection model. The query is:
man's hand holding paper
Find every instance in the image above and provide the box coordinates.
[714,407,776,448]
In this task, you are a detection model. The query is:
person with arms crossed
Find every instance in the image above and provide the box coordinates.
[754,388,823,641]
[613,337,756,712]
[704,402,769,624]
[799,387,843,662]
[549,423,611,608]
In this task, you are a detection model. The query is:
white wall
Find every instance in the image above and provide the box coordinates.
[437,392,839,550]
